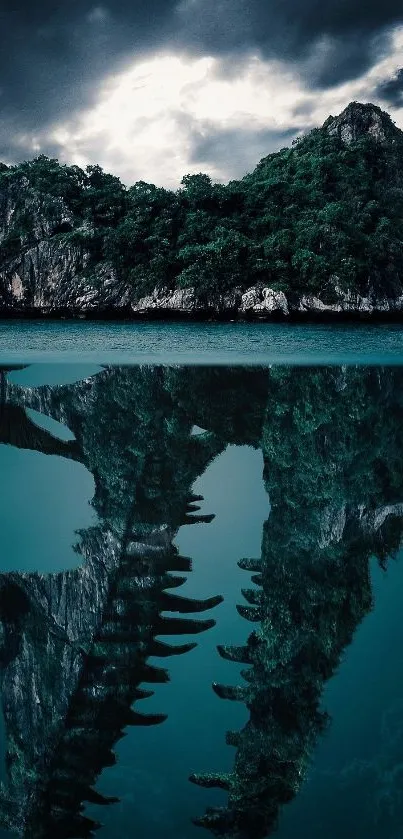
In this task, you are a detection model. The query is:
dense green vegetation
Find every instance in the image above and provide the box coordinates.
[2,103,403,302]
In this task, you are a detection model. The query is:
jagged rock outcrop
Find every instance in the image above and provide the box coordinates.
[297,287,403,315]
[131,286,289,317]
[238,287,289,316]
[324,101,400,147]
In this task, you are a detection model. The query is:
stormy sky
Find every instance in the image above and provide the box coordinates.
[1,0,403,187]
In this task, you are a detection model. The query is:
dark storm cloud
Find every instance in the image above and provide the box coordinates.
[1,0,403,163]
[174,0,403,86]
[188,121,299,180]
[375,68,403,106]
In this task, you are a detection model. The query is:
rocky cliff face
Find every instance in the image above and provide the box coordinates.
[0,172,132,313]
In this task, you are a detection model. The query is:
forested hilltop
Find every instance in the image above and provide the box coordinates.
[1,101,403,318]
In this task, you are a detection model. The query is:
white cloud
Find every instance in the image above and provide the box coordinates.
[47,26,403,188]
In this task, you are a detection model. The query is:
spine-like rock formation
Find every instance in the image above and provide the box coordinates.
[0,365,231,837]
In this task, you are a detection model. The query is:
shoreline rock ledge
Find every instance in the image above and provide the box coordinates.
[129,283,403,319]
[130,286,290,317]
[1,280,403,320]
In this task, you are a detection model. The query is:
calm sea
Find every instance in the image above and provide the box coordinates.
[1,325,403,838]
[0,319,403,363]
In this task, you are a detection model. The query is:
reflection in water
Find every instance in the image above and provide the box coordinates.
[0,365,403,837]
[191,368,403,837]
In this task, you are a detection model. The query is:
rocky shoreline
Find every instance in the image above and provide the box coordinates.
[1,282,403,321]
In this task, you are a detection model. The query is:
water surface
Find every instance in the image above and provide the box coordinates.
[1,320,403,364]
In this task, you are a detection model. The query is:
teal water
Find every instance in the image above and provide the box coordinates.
[278,554,403,839]
[1,320,403,363]
[0,444,96,574]
[1,362,403,839]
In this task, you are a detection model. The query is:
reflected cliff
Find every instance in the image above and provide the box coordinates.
[0,365,267,838]
[0,365,403,838]
[190,367,403,838]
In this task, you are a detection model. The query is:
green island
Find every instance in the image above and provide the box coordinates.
[1,101,403,319]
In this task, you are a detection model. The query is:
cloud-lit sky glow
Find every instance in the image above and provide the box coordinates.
[1,1,403,186]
